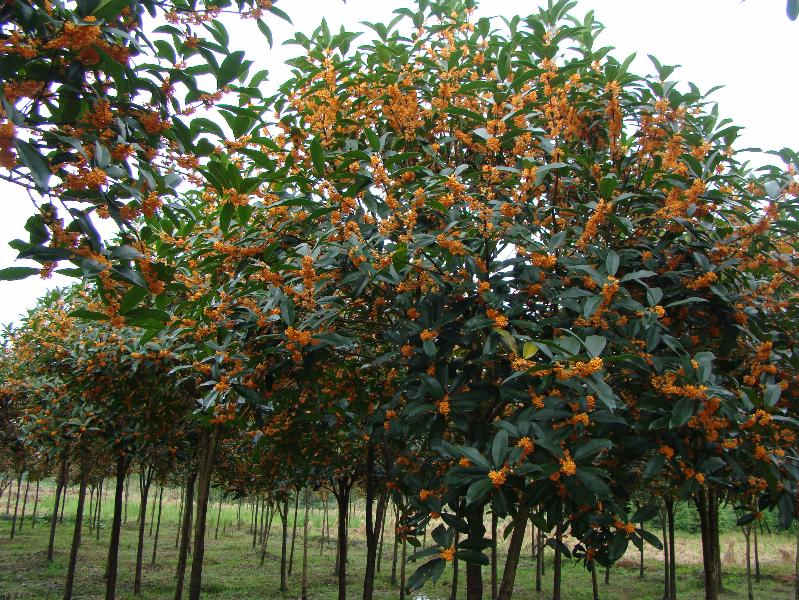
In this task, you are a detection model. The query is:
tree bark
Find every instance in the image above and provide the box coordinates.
[661,502,670,600]
[391,503,400,585]
[696,487,719,600]
[553,511,563,600]
[665,496,676,600]
[48,456,68,562]
[134,465,154,595]
[280,496,289,591]
[591,560,600,600]
[174,469,197,600]
[175,484,185,550]
[214,493,222,540]
[377,496,387,573]
[105,454,130,600]
[333,477,351,600]
[754,522,761,583]
[465,505,485,600]
[301,487,311,600]
[252,495,259,548]
[363,442,389,600]
[399,537,407,600]
[639,520,645,578]
[31,480,40,528]
[497,497,532,600]
[289,490,300,576]
[63,457,91,600]
[744,526,754,600]
[19,478,30,533]
[536,526,543,592]
[451,531,460,600]
[149,484,157,537]
[95,479,103,540]
[9,473,22,539]
[151,486,164,565]
[187,428,218,600]
[491,510,498,600]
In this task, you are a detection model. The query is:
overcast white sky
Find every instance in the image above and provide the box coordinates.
[1,0,796,325]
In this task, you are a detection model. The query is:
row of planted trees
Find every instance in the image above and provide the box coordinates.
[1,0,799,599]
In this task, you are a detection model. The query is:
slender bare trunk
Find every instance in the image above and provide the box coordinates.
[289,490,300,576]
[134,466,154,595]
[31,480,40,528]
[63,457,91,600]
[744,526,754,600]
[497,497,532,600]
[591,560,599,600]
[491,510,498,600]
[465,506,485,600]
[399,537,407,600]
[214,493,222,540]
[754,523,761,583]
[175,484,184,550]
[19,478,30,532]
[174,470,197,600]
[666,496,676,600]
[451,531,460,600]
[48,456,68,562]
[105,455,130,600]
[301,488,311,600]
[187,428,218,600]
[536,526,543,592]
[9,473,22,539]
[151,486,164,565]
[553,514,563,600]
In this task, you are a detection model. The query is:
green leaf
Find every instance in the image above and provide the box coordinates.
[217,50,246,88]
[14,140,51,192]
[573,439,612,461]
[406,558,445,592]
[455,549,490,565]
[584,335,606,358]
[522,341,538,359]
[310,138,325,177]
[491,430,508,466]
[0,266,40,280]
[466,478,492,506]
[670,397,694,428]
[119,285,149,314]
[789,0,799,20]
[620,270,656,282]
[69,309,110,321]
[458,446,492,469]
[765,383,781,407]
[92,0,130,20]
[643,455,665,480]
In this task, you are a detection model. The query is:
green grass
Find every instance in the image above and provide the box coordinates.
[0,487,796,599]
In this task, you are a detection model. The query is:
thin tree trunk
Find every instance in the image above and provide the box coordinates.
[377,497,387,573]
[451,531,460,600]
[260,504,272,566]
[301,487,311,600]
[497,497,532,600]
[334,478,351,600]
[391,503,400,585]
[553,512,563,600]
[124,474,129,525]
[709,488,722,592]
[174,470,197,600]
[667,496,677,600]
[175,484,185,550]
[491,510,498,600]
[536,526,543,592]
[289,490,300,576]
[19,478,30,532]
[88,485,95,533]
[151,486,164,565]
[399,537,407,600]
[697,487,719,600]
[754,523,761,583]
[465,506,485,600]
[48,456,68,562]
[214,493,222,540]
[252,495,259,548]
[280,496,289,592]
[604,566,610,585]
[10,473,22,539]
[63,457,91,600]
[591,560,600,600]
[661,503,670,600]
[31,480,40,528]
[744,526,754,600]
[794,524,798,600]
[134,466,154,595]
[105,455,130,600]
[95,479,103,540]
[363,442,388,600]
[60,485,67,524]
[639,520,645,578]
[187,428,218,600]
[149,484,158,537]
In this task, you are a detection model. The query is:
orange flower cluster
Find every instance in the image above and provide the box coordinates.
[488,469,507,487]
[486,308,508,329]
[440,546,456,562]
[0,120,16,169]
[420,329,438,342]
[555,357,603,380]
[559,451,577,476]
[576,199,612,251]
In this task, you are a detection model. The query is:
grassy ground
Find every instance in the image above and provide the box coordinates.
[0,485,796,599]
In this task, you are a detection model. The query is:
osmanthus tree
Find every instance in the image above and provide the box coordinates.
[9,288,203,600]
[0,0,298,281]
[255,1,799,599]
